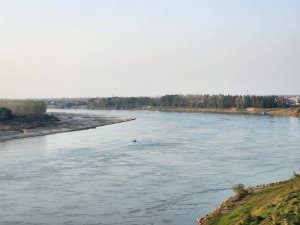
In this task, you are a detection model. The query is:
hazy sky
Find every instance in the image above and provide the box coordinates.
[0,0,299,98]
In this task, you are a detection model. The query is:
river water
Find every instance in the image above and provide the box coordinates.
[0,109,299,225]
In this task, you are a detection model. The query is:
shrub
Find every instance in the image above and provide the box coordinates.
[0,107,13,120]
[233,183,247,196]
[0,100,46,117]
[293,172,300,179]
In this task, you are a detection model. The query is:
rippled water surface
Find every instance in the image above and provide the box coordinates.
[0,109,300,225]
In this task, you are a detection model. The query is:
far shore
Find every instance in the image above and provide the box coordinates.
[60,106,300,117]
[0,112,135,142]
[149,107,300,117]
[3,107,297,143]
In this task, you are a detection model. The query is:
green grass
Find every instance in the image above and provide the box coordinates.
[203,175,300,225]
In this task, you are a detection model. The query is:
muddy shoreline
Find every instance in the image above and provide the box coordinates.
[0,113,135,142]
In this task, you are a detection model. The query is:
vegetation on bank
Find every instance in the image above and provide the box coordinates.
[0,100,57,132]
[0,100,46,119]
[46,95,299,110]
[0,107,13,120]
[198,174,300,225]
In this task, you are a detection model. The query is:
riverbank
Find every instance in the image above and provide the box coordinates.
[54,106,300,117]
[197,175,300,225]
[0,113,135,142]
[147,107,300,117]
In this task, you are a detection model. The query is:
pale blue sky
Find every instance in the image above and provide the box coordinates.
[0,0,299,98]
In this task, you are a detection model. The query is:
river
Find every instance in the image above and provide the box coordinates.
[0,109,299,225]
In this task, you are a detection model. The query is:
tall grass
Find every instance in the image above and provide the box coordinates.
[0,100,46,117]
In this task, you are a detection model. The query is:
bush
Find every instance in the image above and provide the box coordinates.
[0,107,13,120]
[293,172,300,179]
[0,100,46,117]
[233,183,248,196]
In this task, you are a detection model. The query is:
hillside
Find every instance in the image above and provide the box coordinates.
[198,175,300,225]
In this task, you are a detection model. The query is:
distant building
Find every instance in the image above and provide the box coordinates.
[286,96,300,106]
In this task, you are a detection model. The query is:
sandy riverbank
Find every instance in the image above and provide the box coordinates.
[0,113,135,142]
[149,107,300,117]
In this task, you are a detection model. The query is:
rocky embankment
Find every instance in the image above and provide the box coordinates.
[0,113,135,142]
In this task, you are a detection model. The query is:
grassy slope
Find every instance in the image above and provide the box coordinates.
[202,176,300,225]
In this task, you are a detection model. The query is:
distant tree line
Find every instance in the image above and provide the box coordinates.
[47,95,297,110]
[47,99,88,109]
[0,100,46,118]
[88,97,158,109]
